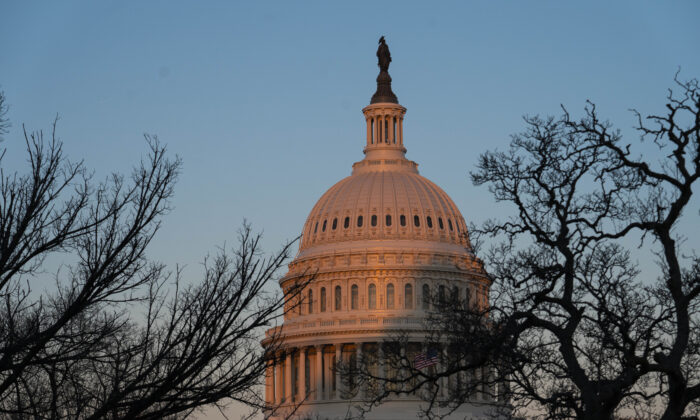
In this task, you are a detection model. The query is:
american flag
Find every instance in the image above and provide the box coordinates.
[414,348,439,369]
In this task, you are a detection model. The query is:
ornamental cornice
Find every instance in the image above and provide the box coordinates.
[281,264,488,285]
[280,247,488,285]
[261,315,435,347]
[282,267,488,286]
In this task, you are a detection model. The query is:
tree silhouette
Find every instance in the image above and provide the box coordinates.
[0,104,306,419]
[353,75,700,420]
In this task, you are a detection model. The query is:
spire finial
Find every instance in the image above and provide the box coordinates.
[371,36,398,104]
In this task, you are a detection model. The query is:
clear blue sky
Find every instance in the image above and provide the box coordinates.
[1,1,699,417]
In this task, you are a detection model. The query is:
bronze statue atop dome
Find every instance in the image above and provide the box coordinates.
[370,36,398,104]
[377,36,391,72]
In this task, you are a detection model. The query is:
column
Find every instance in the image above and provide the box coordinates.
[383,115,388,143]
[275,355,284,404]
[377,343,385,376]
[299,347,307,400]
[399,345,406,397]
[285,351,293,403]
[355,343,364,399]
[325,349,332,398]
[388,116,394,143]
[335,344,342,399]
[374,116,379,145]
[366,117,371,146]
[265,359,274,405]
[419,343,428,398]
[439,346,446,398]
[475,366,482,401]
[315,345,324,401]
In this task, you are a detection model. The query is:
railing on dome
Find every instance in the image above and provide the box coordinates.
[265,316,424,338]
[351,158,418,173]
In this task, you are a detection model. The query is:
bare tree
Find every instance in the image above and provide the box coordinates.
[0,89,9,141]
[353,75,700,420]
[0,108,305,418]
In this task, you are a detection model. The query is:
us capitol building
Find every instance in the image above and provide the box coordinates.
[262,39,500,420]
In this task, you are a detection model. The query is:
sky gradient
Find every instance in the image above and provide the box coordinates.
[1,1,699,418]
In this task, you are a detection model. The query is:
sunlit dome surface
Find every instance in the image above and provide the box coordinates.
[299,163,471,252]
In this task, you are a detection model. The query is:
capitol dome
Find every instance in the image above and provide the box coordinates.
[262,39,501,420]
[299,159,472,255]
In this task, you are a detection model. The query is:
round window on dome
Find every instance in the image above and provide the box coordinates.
[344,217,350,229]
[357,215,363,227]
[448,219,453,231]
[332,218,338,230]
[414,215,420,227]
[427,216,433,228]
[438,217,444,230]
[322,220,327,232]
[371,215,377,227]
[400,215,406,226]
[386,214,392,227]
[314,221,318,233]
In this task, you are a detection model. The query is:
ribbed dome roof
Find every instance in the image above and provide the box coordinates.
[299,157,471,252]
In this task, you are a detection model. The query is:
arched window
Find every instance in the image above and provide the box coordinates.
[371,215,378,227]
[368,284,376,309]
[322,220,327,232]
[335,285,342,311]
[344,217,350,229]
[414,215,420,227]
[385,214,392,227]
[351,285,359,310]
[448,219,453,231]
[438,285,446,307]
[332,218,338,230]
[393,117,397,143]
[422,284,430,310]
[320,287,327,312]
[427,216,433,228]
[400,215,406,226]
[465,286,471,309]
[404,284,413,309]
[357,215,363,227]
[308,289,313,314]
[438,217,444,229]
[314,221,318,233]
[386,283,395,309]
[371,119,375,144]
[451,286,458,304]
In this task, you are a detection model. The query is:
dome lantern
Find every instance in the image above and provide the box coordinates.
[363,37,408,161]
